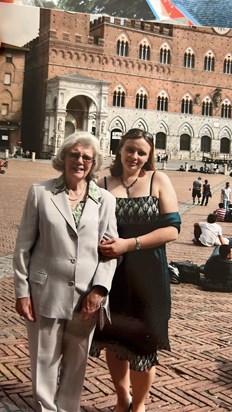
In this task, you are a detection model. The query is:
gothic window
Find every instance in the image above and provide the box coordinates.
[155,132,166,150]
[139,40,150,60]
[202,98,213,116]
[180,134,191,151]
[136,89,147,109]
[184,48,195,68]
[223,54,232,74]
[221,100,232,118]
[160,43,171,64]
[220,137,230,154]
[181,95,193,114]
[204,51,215,71]
[116,37,129,57]
[201,136,211,153]
[113,86,125,107]
[157,92,168,111]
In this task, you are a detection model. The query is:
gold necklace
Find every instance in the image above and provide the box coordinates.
[68,184,87,201]
[120,176,138,198]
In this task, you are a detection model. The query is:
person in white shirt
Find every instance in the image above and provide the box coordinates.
[221,181,232,209]
[194,213,229,247]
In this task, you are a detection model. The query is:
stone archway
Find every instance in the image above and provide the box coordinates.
[43,74,109,155]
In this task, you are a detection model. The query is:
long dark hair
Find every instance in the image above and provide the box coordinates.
[110,128,155,177]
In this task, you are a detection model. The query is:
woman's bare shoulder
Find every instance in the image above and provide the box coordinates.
[152,170,171,184]
[97,174,115,189]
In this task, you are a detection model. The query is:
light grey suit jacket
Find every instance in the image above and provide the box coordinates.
[13,178,118,319]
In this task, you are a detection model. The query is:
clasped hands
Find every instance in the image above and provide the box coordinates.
[99,237,128,258]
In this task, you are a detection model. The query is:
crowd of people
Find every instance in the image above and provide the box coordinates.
[191,178,232,291]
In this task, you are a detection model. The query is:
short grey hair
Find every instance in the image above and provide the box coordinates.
[52,131,103,180]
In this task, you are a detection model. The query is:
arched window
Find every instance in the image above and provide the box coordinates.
[184,48,195,68]
[180,134,191,151]
[116,35,129,57]
[220,137,230,154]
[157,92,168,111]
[202,98,213,116]
[139,39,150,60]
[135,88,148,109]
[155,132,166,150]
[204,51,215,71]
[181,95,193,114]
[221,100,232,118]
[223,54,232,74]
[160,43,171,64]
[113,86,125,107]
[201,136,211,153]
[110,129,123,154]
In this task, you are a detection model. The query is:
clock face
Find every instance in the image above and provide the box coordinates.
[213,27,230,35]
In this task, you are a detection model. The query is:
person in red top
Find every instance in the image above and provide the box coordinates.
[214,203,227,222]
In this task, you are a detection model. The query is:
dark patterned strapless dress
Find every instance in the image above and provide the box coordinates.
[91,195,181,371]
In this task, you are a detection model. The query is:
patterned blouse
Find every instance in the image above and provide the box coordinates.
[54,175,99,226]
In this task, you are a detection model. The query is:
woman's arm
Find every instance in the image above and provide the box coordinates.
[99,172,180,257]
[13,185,39,320]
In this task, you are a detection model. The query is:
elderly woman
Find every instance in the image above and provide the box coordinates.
[13,131,118,412]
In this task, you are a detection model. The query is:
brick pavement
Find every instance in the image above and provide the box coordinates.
[1,159,232,411]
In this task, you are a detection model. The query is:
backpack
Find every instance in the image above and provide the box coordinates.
[169,260,201,284]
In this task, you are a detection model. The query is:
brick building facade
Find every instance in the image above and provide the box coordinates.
[22,8,232,160]
[0,43,26,153]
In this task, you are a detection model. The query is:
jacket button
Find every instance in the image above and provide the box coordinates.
[68,281,75,286]
[70,258,76,263]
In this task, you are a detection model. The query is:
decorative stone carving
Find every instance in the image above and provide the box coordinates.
[194,94,201,105]
[58,118,63,131]
[213,88,222,108]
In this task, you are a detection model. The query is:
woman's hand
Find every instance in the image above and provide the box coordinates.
[80,287,105,320]
[15,297,35,322]
[99,237,130,257]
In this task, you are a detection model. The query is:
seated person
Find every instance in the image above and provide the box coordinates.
[194,213,229,246]
[224,204,232,222]
[201,245,232,291]
[214,203,227,222]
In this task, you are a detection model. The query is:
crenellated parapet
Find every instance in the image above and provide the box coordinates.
[90,15,173,37]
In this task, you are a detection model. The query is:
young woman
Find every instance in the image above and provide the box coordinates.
[91,128,181,412]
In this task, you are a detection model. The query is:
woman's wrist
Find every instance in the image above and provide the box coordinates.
[134,237,141,250]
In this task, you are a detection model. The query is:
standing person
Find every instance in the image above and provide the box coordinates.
[192,176,202,204]
[193,213,229,246]
[221,181,231,209]
[13,131,118,412]
[201,179,211,206]
[91,128,181,412]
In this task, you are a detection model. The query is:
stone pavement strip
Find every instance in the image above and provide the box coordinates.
[1,159,232,412]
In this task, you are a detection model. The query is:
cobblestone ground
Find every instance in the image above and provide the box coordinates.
[1,159,232,411]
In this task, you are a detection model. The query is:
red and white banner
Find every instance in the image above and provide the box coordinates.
[146,0,199,26]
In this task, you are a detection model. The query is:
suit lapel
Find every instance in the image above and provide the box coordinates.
[77,187,101,231]
[51,191,77,234]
